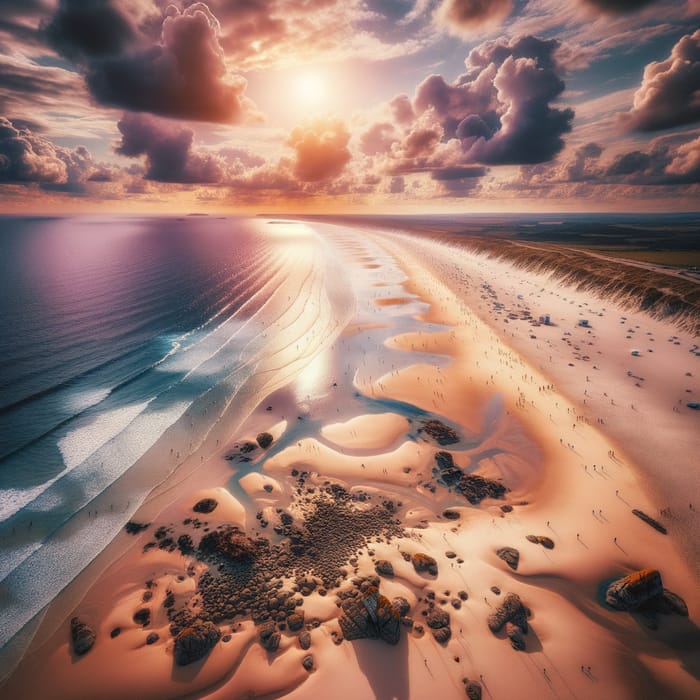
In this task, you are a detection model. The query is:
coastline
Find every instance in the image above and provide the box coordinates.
[2,219,698,699]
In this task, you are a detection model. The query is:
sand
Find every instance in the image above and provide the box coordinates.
[1,219,698,700]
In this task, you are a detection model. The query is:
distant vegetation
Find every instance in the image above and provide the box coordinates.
[443,235,700,336]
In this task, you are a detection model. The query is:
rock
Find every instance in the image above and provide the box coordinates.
[443,509,460,520]
[193,498,218,514]
[487,593,528,633]
[146,632,159,645]
[125,521,150,535]
[338,586,401,645]
[70,617,96,656]
[496,547,520,571]
[458,474,507,504]
[421,420,460,445]
[426,609,450,630]
[261,631,281,652]
[299,631,312,650]
[198,526,257,561]
[505,622,526,651]
[662,589,688,617]
[464,680,482,700]
[490,586,501,595]
[110,627,121,639]
[263,484,273,492]
[392,597,410,617]
[256,432,274,449]
[133,608,150,627]
[525,535,554,549]
[173,621,221,666]
[500,505,513,513]
[288,612,305,632]
[375,560,394,577]
[177,533,194,554]
[435,451,462,486]
[412,553,438,576]
[302,654,314,671]
[432,626,451,644]
[452,599,462,610]
[445,551,457,559]
[605,568,663,611]
[631,509,667,534]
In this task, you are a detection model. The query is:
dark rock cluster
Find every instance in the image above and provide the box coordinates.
[487,593,530,651]
[432,451,507,504]
[420,419,460,445]
[173,621,221,666]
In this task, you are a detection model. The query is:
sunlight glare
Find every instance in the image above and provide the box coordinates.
[296,72,326,106]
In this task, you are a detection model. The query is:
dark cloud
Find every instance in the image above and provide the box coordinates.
[47,2,259,123]
[46,0,136,59]
[287,118,351,182]
[581,0,658,14]
[115,112,225,183]
[0,115,102,189]
[565,142,603,182]
[436,0,513,34]
[430,165,488,180]
[414,35,573,165]
[623,29,700,132]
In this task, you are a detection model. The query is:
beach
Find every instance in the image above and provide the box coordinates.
[1,218,698,700]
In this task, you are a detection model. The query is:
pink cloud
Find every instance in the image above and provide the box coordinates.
[287,118,352,182]
[622,29,700,131]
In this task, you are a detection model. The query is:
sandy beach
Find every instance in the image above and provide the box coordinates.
[1,219,698,700]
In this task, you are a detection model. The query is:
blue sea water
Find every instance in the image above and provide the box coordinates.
[0,214,349,656]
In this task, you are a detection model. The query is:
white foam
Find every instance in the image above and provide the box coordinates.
[58,399,152,470]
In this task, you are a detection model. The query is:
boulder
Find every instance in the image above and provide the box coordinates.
[662,589,688,617]
[487,593,529,634]
[525,535,554,549]
[173,621,221,666]
[70,617,96,656]
[412,553,438,576]
[392,597,410,617]
[464,680,482,700]
[443,509,460,520]
[302,654,314,671]
[426,608,450,630]
[605,568,663,611]
[193,498,218,514]
[505,622,526,651]
[299,631,312,650]
[432,626,451,644]
[375,560,394,577]
[256,432,274,449]
[338,587,401,645]
[496,547,520,571]
[288,612,305,632]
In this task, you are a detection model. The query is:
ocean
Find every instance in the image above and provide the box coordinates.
[0,214,353,656]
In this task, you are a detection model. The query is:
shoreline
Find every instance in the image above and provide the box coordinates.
[2,220,698,699]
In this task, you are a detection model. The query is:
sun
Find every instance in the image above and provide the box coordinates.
[296,72,326,106]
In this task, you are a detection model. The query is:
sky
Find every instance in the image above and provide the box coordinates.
[0,0,699,213]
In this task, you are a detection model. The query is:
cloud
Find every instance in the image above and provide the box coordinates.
[622,29,700,131]
[0,115,102,189]
[414,35,574,165]
[435,0,513,35]
[46,0,136,59]
[581,0,659,14]
[287,118,352,182]
[47,2,260,124]
[115,112,226,183]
